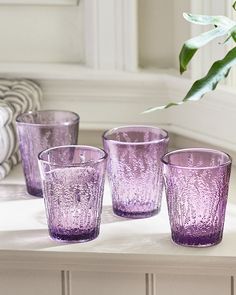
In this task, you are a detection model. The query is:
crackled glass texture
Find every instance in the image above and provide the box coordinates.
[103,126,169,218]
[162,148,232,247]
[38,145,107,242]
[16,111,79,197]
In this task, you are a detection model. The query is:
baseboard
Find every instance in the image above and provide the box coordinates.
[1,66,235,154]
[38,71,236,155]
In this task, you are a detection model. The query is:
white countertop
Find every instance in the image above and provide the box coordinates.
[0,165,236,275]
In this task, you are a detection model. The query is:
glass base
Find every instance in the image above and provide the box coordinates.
[171,230,222,247]
[113,207,160,219]
[49,227,99,243]
[27,186,43,198]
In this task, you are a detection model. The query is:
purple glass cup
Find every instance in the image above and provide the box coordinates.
[162,148,232,247]
[38,145,107,243]
[103,125,169,218]
[16,110,79,197]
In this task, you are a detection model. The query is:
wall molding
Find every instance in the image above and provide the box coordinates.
[0,0,79,5]
[40,71,168,130]
[40,71,236,153]
[166,74,236,152]
[0,63,235,153]
[84,0,138,70]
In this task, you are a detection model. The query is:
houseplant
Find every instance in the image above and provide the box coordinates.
[145,1,236,112]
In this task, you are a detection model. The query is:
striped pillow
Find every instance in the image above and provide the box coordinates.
[0,80,42,179]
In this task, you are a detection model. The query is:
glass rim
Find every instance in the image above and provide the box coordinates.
[102,125,169,145]
[161,148,232,170]
[16,110,80,127]
[38,145,108,167]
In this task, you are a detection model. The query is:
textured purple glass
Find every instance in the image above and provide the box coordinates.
[16,110,79,197]
[162,148,232,247]
[103,126,169,219]
[38,145,107,243]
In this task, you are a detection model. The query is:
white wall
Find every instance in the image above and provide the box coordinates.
[138,0,174,69]
[0,4,84,63]
[138,0,190,70]
[0,0,235,153]
[173,0,191,70]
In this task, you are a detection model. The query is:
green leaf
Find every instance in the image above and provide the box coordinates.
[183,46,236,102]
[183,13,235,28]
[179,13,236,74]
[230,25,236,42]
[179,27,228,74]
[143,102,184,114]
[233,1,236,11]
[143,46,236,112]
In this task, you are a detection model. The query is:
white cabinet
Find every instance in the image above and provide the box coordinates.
[0,270,61,295]
[0,270,232,295]
[1,167,236,295]
[70,271,146,295]
[154,274,231,295]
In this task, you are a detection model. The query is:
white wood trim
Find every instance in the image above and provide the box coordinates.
[84,0,99,69]
[41,70,236,153]
[115,0,138,71]
[146,274,155,295]
[0,62,169,80]
[0,251,236,275]
[71,272,146,295]
[61,271,70,295]
[0,0,79,5]
[84,0,138,70]
[0,63,235,152]
[154,274,231,295]
[40,69,168,130]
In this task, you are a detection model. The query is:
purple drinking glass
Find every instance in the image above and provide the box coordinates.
[162,148,232,247]
[16,110,79,197]
[103,125,169,218]
[38,145,107,243]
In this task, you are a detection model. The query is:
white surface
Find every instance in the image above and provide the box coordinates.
[0,164,236,275]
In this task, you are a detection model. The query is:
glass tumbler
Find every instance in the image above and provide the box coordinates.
[38,145,107,243]
[103,125,169,218]
[16,110,79,197]
[162,148,232,247]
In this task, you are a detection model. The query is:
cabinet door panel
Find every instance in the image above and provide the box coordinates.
[155,274,230,295]
[0,270,61,295]
[71,271,146,295]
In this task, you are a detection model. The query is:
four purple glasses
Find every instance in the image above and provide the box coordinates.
[162,148,232,247]
[16,110,79,197]
[15,111,233,246]
[38,145,107,243]
[103,125,169,219]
